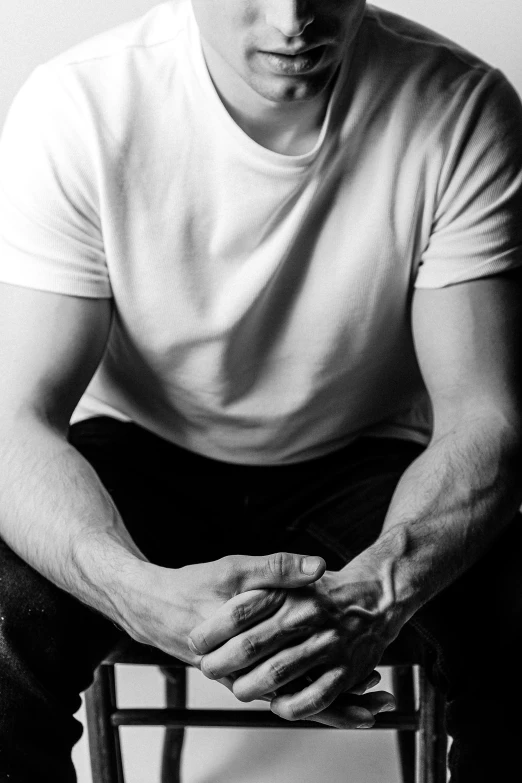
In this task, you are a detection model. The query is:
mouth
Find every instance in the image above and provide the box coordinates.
[258,44,329,76]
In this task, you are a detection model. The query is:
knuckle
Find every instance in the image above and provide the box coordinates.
[269,551,288,579]
[263,588,284,609]
[300,599,325,627]
[218,555,239,584]
[240,635,259,661]
[306,691,330,715]
[292,613,318,638]
[230,603,248,629]
[322,628,343,651]
[243,589,283,621]
[267,658,288,686]
[268,551,298,580]
[229,591,281,631]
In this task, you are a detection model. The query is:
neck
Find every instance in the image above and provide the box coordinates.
[224,94,329,156]
[201,41,332,156]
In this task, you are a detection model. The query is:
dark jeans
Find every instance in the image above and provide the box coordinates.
[0,417,521,782]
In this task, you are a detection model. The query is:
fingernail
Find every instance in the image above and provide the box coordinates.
[378,703,396,713]
[301,557,322,575]
[368,676,380,689]
[187,638,200,655]
[357,722,374,729]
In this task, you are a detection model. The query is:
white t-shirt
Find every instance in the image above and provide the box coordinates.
[1,1,521,464]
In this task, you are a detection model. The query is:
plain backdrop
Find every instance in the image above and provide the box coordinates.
[1,2,520,782]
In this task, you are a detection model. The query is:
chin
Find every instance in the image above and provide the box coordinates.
[252,72,334,104]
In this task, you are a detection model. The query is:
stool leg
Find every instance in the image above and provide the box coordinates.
[416,667,448,783]
[160,667,188,783]
[392,666,416,783]
[85,665,125,783]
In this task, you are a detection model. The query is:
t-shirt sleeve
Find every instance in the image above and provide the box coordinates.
[415,69,522,288]
[0,65,112,298]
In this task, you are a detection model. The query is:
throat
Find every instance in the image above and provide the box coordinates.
[239,111,325,155]
[222,93,329,155]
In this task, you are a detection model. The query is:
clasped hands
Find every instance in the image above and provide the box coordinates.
[187,552,399,729]
[125,551,399,728]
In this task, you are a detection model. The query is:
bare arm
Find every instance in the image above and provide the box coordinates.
[361,269,522,617]
[192,270,522,724]
[0,283,150,621]
[0,282,324,664]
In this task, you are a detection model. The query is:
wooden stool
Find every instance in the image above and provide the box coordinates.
[85,636,447,783]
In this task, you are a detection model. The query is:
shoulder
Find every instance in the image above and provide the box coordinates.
[18,1,193,119]
[355,6,502,114]
[347,6,521,155]
[364,5,492,72]
[45,0,190,72]
[6,1,195,155]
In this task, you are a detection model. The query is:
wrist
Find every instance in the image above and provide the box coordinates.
[71,526,152,628]
[352,530,423,632]
[333,541,416,644]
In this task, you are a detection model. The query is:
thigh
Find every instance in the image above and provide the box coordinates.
[0,535,121,704]
[411,514,522,781]
[272,436,425,568]
[0,533,122,782]
[69,420,424,570]
[69,417,251,566]
[412,510,522,697]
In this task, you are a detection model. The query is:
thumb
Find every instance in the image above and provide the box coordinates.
[230,552,326,592]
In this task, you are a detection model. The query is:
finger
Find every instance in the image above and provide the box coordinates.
[348,670,381,695]
[194,590,325,664]
[324,690,396,721]
[230,634,336,702]
[288,692,395,729]
[272,669,381,700]
[189,589,286,655]
[272,682,395,726]
[261,673,385,709]
[363,690,397,715]
[219,553,326,593]
[300,706,375,729]
[270,668,367,725]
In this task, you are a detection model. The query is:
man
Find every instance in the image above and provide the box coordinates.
[0,0,521,780]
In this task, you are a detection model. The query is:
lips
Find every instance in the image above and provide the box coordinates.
[259,45,328,75]
[269,43,326,56]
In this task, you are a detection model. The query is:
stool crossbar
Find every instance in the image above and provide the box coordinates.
[85,639,448,783]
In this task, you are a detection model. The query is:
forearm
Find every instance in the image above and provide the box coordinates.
[357,413,522,625]
[0,415,149,627]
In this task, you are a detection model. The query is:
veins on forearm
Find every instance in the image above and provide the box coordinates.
[363,421,522,613]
